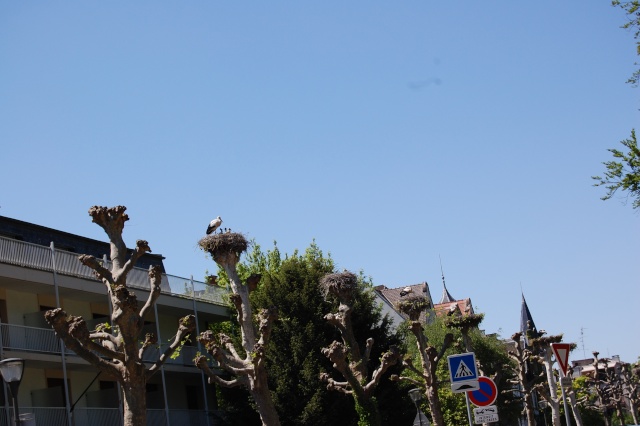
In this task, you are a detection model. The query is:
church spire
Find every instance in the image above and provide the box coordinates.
[438,256,456,304]
[520,292,537,344]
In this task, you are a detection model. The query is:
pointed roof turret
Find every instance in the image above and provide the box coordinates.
[520,293,538,342]
[439,283,456,304]
[438,255,456,304]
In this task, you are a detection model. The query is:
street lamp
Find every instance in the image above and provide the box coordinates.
[408,388,430,426]
[0,358,25,426]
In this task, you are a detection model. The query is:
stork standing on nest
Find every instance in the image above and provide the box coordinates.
[206,216,222,234]
[399,286,413,297]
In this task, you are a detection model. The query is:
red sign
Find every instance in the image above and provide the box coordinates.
[468,376,498,407]
[551,343,571,377]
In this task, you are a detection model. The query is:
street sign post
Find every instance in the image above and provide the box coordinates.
[448,352,479,393]
[468,376,498,407]
[473,406,499,424]
[551,342,573,426]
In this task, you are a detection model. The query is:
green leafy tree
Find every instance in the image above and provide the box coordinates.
[393,310,520,426]
[592,129,640,209]
[612,1,640,86]
[212,241,411,425]
[594,2,640,209]
[392,296,453,426]
[572,375,607,426]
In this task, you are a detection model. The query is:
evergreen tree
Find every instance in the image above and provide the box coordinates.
[212,241,411,425]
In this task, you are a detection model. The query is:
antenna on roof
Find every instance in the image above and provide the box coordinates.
[439,254,446,288]
[580,327,587,359]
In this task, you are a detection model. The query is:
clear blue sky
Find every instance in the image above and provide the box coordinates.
[1,2,638,363]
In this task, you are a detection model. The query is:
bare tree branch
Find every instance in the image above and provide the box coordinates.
[79,254,114,284]
[196,356,248,388]
[46,309,120,379]
[121,239,151,278]
[138,265,163,321]
[146,315,196,378]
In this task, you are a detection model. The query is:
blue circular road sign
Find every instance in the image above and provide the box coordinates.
[468,376,497,407]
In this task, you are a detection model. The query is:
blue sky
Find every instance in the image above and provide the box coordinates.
[1,2,638,363]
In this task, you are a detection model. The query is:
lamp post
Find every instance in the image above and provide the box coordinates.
[408,388,430,426]
[0,358,25,426]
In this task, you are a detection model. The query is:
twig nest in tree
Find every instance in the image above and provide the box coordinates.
[396,296,430,321]
[320,271,358,302]
[198,233,248,264]
[444,313,485,330]
[530,334,564,348]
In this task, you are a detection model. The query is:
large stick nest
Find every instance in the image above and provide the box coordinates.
[444,313,485,330]
[396,296,431,321]
[319,271,358,301]
[198,233,248,264]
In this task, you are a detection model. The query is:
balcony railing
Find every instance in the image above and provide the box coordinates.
[0,236,228,307]
[0,323,209,368]
[0,407,214,426]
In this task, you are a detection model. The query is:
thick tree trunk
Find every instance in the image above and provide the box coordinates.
[523,392,537,426]
[425,384,445,426]
[354,397,382,426]
[197,235,281,426]
[251,368,281,426]
[122,376,147,426]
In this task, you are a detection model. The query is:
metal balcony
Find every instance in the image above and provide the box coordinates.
[0,236,227,307]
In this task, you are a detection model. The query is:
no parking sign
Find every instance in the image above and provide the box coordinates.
[468,376,498,407]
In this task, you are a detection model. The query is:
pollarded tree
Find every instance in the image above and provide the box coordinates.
[319,271,401,426]
[443,313,521,425]
[582,352,635,426]
[45,206,196,426]
[529,332,584,426]
[196,231,280,426]
[216,241,410,425]
[506,332,544,426]
[391,295,454,426]
[620,361,640,424]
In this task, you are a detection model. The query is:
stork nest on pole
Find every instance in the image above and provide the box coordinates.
[198,233,248,264]
[396,296,431,321]
[319,271,358,302]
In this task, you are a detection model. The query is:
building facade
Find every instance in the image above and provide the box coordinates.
[0,216,230,426]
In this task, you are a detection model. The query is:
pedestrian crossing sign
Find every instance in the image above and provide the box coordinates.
[447,352,479,393]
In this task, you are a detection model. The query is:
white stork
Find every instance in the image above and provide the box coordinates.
[399,286,413,297]
[206,216,222,235]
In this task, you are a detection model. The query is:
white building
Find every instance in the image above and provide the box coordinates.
[0,215,230,425]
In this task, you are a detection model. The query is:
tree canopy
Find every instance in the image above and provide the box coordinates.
[212,240,412,425]
[612,1,640,86]
[593,129,640,209]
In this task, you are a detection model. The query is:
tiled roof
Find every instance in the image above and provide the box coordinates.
[433,298,473,317]
[375,282,433,323]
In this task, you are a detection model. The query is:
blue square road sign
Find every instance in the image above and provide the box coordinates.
[447,352,479,393]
